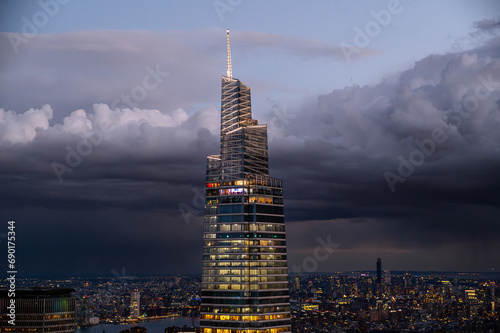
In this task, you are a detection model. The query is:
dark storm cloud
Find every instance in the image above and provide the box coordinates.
[1,30,499,276]
[0,104,218,210]
[0,102,218,277]
[267,36,500,271]
[11,207,204,278]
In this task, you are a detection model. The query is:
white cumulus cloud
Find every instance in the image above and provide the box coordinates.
[0,104,53,144]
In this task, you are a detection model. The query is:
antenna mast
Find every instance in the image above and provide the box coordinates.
[226,29,232,79]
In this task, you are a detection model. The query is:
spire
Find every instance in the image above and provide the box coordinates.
[226,29,232,79]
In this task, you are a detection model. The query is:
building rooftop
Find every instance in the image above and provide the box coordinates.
[0,287,75,298]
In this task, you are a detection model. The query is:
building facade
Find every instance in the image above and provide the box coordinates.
[130,291,140,318]
[0,288,75,332]
[200,30,291,333]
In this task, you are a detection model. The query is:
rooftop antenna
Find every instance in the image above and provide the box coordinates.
[226,29,232,79]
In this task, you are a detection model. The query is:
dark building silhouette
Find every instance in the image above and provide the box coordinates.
[165,325,199,333]
[120,326,147,333]
[377,258,382,285]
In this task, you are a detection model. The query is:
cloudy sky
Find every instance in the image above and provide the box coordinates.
[1,1,500,278]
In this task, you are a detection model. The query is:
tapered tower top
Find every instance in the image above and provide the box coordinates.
[226,29,232,79]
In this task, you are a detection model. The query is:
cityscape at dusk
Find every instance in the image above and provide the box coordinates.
[1,1,500,331]
[3,271,500,332]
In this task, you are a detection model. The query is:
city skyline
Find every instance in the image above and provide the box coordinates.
[0,2,500,278]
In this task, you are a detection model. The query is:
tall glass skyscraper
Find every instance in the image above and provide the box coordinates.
[200,30,291,333]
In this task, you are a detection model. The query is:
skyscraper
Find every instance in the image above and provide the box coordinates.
[0,288,75,332]
[200,30,291,333]
[376,258,382,285]
[130,290,140,318]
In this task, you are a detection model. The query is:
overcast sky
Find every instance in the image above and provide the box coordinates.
[1,1,500,278]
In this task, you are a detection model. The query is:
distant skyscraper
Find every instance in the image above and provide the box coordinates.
[200,30,291,333]
[0,288,75,332]
[376,258,382,285]
[130,291,140,318]
[294,276,300,292]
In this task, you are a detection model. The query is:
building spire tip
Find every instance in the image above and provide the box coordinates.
[226,29,232,79]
